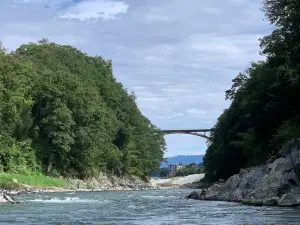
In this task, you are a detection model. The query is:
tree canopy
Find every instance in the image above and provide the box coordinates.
[203,0,300,182]
[0,40,166,180]
[174,163,204,177]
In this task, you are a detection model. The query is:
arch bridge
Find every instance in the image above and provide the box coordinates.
[161,129,212,140]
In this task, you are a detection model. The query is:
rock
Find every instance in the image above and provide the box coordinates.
[12,179,18,183]
[186,138,300,207]
[67,172,158,191]
[263,197,279,206]
[186,191,202,200]
[0,195,8,204]
[0,194,19,204]
[6,190,21,195]
[241,199,263,206]
[86,178,100,189]
[278,194,300,207]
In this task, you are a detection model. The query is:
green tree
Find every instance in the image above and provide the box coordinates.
[203,0,300,182]
[0,39,166,181]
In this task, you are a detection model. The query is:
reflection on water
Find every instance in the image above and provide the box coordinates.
[1,189,300,225]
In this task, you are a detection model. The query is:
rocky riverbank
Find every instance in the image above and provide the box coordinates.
[67,172,165,192]
[187,139,300,207]
[0,172,165,203]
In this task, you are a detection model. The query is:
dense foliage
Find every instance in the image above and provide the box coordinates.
[0,40,165,180]
[174,163,204,177]
[151,167,169,178]
[204,0,300,182]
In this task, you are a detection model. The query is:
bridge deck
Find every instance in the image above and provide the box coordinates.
[161,129,211,133]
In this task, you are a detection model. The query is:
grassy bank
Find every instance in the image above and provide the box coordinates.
[0,173,68,190]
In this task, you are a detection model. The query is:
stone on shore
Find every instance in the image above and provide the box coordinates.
[0,194,19,204]
[186,191,202,199]
[278,194,300,207]
[0,195,8,204]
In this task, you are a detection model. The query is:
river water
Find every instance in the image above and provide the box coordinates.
[1,189,300,225]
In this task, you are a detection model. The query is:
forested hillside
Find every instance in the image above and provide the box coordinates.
[204,0,300,182]
[160,155,203,167]
[0,39,165,181]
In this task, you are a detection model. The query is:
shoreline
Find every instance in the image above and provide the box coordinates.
[0,185,173,204]
[4,185,173,196]
[0,172,175,202]
[1,173,204,203]
[1,176,177,197]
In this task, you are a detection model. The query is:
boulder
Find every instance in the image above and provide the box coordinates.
[0,195,8,204]
[0,194,19,204]
[263,197,279,206]
[186,191,202,200]
[278,194,300,207]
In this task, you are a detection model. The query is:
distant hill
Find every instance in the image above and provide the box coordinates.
[160,155,204,168]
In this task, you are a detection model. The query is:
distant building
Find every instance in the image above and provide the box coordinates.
[177,164,185,170]
[168,164,185,175]
[168,164,176,175]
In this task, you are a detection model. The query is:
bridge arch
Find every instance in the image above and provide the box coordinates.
[161,129,212,140]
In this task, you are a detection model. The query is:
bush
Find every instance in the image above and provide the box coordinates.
[174,164,204,177]
[0,137,41,174]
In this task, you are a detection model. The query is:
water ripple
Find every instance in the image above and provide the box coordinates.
[1,189,300,224]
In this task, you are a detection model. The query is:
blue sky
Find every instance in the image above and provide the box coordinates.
[0,0,271,157]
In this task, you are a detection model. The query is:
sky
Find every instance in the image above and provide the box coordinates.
[0,0,272,157]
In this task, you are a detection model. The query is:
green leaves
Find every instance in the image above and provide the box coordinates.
[0,40,165,180]
[262,0,300,63]
[0,136,40,174]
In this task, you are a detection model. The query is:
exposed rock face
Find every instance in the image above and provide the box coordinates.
[187,139,300,207]
[68,173,162,191]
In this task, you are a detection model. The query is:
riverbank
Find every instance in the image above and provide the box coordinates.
[0,172,167,198]
[152,174,204,188]
[187,139,300,207]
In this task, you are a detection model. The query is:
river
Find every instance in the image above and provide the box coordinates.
[1,189,300,224]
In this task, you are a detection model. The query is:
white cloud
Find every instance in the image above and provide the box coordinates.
[60,0,129,21]
[167,113,184,119]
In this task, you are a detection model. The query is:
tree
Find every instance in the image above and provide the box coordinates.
[203,0,300,182]
[0,40,166,180]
